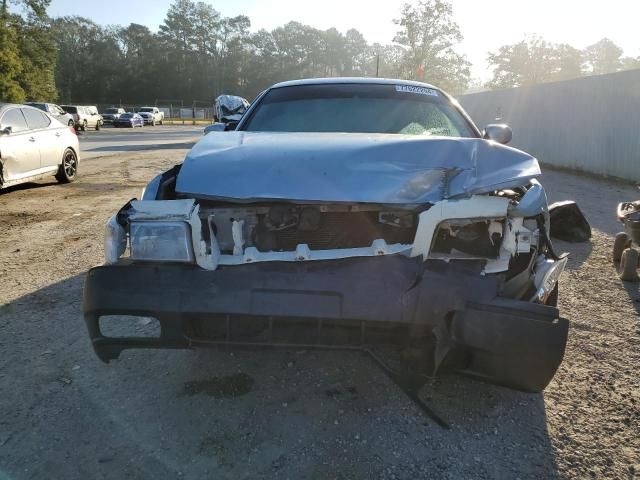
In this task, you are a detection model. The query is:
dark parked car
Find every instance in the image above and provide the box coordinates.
[113,113,144,128]
[24,102,75,127]
[101,107,126,125]
[84,78,569,393]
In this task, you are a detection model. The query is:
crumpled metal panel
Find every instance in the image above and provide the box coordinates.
[215,95,250,121]
[175,132,541,204]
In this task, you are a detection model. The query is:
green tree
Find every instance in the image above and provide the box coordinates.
[15,14,57,100]
[621,56,640,71]
[584,38,623,75]
[487,36,586,88]
[117,24,163,101]
[552,44,584,81]
[393,0,470,93]
[0,1,24,102]
[1,0,55,102]
[51,16,122,103]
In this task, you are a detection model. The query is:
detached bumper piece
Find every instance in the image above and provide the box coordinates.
[83,256,568,392]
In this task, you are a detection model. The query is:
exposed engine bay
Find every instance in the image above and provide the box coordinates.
[199,203,419,254]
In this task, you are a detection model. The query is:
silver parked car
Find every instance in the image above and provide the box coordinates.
[24,102,75,128]
[84,78,568,393]
[0,103,80,189]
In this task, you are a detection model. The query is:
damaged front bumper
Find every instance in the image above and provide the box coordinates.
[83,255,568,392]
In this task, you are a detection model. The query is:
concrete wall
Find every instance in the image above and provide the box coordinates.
[458,69,640,181]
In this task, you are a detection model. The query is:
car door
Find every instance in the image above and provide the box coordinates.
[0,107,40,181]
[21,108,61,169]
[86,107,98,128]
[49,104,63,122]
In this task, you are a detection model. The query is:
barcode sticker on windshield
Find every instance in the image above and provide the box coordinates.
[395,85,438,96]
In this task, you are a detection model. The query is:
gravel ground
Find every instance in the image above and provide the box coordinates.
[0,144,638,479]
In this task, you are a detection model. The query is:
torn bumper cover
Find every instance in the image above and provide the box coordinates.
[83,255,568,392]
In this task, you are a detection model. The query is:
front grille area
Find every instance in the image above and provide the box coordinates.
[266,212,417,251]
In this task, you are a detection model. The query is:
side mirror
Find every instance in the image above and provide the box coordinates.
[483,124,512,144]
[1,126,12,135]
[224,121,239,131]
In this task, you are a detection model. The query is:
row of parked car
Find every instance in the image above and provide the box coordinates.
[23,103,165,130]
[0,101,167,190]
[102,107,165,127]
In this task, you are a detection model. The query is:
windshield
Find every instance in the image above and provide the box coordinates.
[61,106,77,113]
[242,83,477,137]
[121,113,133,118]
[104,108,119,113]
[139,108,154,112]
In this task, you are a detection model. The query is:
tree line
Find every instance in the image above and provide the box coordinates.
[1,0,638,105]
[485,35,640,90]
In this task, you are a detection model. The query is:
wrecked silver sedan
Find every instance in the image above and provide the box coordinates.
[83,78,568,393]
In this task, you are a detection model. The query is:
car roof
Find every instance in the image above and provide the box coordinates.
[0,103,46,112]
[270,77,440,91]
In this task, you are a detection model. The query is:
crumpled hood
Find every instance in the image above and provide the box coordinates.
[175,132,540,204]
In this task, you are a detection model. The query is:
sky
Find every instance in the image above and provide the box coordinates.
[45,0,640,80]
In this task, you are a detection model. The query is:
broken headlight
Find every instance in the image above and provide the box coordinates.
[533,256,568,302]
[129,221,195,263]
[431,219,504,257]
[105,214,127,264]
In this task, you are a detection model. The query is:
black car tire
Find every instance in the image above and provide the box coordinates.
[56,148,78,183]
[95,121,101,131]
[67,119,74,127]
[81,120,87,131]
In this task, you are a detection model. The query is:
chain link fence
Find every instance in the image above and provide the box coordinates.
[94,100,215,124]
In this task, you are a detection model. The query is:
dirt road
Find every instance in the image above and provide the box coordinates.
[0,145,638,479]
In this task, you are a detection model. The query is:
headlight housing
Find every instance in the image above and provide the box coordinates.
[129,221,195,262]
[534,256,568,302]
[105,214,127,264]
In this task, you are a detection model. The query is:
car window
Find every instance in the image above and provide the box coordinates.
[22,108,51,129]
[1,108,29,133]
[243,84,477,137]
[27,103,47,112]
[62,106,77,114]
[54,106,65,115]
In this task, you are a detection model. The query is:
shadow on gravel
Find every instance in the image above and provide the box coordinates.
[553,238,593,270]
[86,142,195,153]
[622,281,640,316]
[0,180,59,195]
[0,273,559,479]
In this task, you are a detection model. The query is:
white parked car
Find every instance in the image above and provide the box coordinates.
[60,105,103,131]
[0,103,80,189]
[137,107,164,126]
